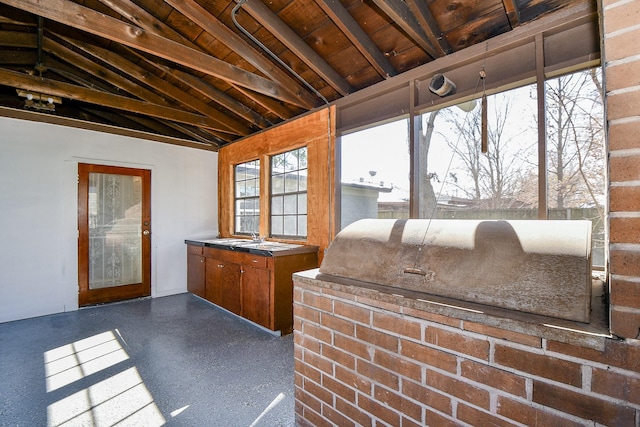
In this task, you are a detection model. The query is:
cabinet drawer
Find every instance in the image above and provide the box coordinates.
[187,245,203,255]
[203,247,240,263]
[240,253,267,269]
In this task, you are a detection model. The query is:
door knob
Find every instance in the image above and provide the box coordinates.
[143,230,150,236]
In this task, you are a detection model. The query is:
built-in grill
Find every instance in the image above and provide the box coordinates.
[319,219,593,323]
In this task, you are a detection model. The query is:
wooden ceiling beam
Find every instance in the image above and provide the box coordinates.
[0,0,303,107]
[404,0,452,56]
[0,30,36,48]
[0,67,236,137]
[370,0,441,59]
[502,0,521,28]
[95,0,280,126]
[162,0,319,110]
[54,35,250,136]
[314,0,396,78]
[237,0,353,96]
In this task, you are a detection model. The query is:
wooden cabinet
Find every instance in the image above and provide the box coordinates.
[186,243,318,334]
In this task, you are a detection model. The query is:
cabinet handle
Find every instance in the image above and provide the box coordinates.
[200,259,204,263]
[218,264,224,268]
[252,259,258,263]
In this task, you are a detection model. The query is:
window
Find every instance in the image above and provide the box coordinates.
[339,68,605,267]
[234,160,260,235]
[271,147,307,238]
[340,119,409,230]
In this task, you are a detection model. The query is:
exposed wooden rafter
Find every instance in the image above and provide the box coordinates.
[502,0,521,28]
[370,0,442,59]
[236,0,353,96]
[0,0,304,107]
[404,0,452,56]
[313,0,396,78]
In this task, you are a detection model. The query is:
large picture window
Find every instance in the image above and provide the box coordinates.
[234,160,260,235]
[271,147,308,238]
[339,67,605,266]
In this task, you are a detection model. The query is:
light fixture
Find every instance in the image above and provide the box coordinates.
[17,89,61,112]
[429,73,457,97]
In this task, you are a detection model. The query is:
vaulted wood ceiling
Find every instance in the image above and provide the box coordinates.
[0,0,587,150]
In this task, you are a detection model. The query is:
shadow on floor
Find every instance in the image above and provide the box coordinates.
[0,293,295,426]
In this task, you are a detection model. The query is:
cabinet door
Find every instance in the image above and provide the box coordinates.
[242,266,271,328]
[206,258,241,315]
[187,253,205,298]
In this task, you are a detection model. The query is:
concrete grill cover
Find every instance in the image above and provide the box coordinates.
[319,219,593,322]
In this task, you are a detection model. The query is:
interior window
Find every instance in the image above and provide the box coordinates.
[271,147,307,238]
[234,160,260,235]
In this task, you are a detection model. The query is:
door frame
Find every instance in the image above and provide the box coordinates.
[77,163,152,306]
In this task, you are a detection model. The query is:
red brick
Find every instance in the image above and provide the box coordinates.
[302,292,333,313]
[607,90,640,121]
[533,381,636,426]
[463,321,542,347]
[608,119,640,151]
[610,186,640,212]
[603,0,640,34]
[356,324,399,352]
[374,384,422,422]
[322,373,356,404]
[402,379,452,415]
[358,393,401,426]
[609,217,640,243]
[303,377,334,406]
[295,331,321,354]
[335,365,372,394]
[425,410,459,427]
[425,326,490,360]
[610,307,640,339]
[335,396,373,427]
[604,27,640,62]
[334,333,372,361]
[296,358,322,384]
[303,349,334,375]
[610,155,640,183]
[401,416,424,427]
[373,311,422,340]
[592,367,640,405]
[296,385,323,414]
[322,403,356,427]
[373,348,422,381]
[298,404,333,427]
[321,343,355,370]
[609,248,640,277]
[321,312,355,336]
[357,359,399,391]
[426,369,491,410]
[606,60,640,92]
[400,339,458,373]
[302,322,332,344]
[610,278,640,308]
[547,338,640,373]
[495,344,583,386]
[460,359,527,398]
[403,306,462,328]
[497,395,584,427]
[457,403,515,427]
[334,300,371,324]
[295,304,321,323]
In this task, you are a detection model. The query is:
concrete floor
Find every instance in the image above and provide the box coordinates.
[0,293,295,426]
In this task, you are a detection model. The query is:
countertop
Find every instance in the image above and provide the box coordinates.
[185,237,318,257]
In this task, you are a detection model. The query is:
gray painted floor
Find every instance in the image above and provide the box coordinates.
[0,294,295,426]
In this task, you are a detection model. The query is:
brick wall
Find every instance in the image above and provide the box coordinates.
[293,277,640,426]
[293,1,640,425]
[605,0,640,339]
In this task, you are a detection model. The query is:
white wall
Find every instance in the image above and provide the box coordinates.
[0,116,218,323]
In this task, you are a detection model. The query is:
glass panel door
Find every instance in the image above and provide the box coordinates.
[78,164,151,306]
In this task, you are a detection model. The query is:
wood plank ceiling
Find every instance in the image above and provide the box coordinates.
[0,0,586,149]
